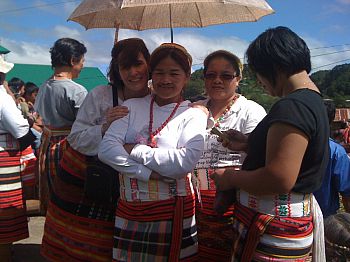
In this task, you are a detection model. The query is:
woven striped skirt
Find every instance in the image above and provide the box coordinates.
[0,134,36,243]
[41,143,115,262]
[114,195,198,262]
[38,126,70,214]
[231,190,314,262]
[196,190,234,262]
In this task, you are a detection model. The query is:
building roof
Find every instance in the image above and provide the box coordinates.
[0,45,10,54]
[5,63,108,92]
[335,108,350,122]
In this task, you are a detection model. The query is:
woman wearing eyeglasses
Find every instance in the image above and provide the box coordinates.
[193,50,266,261]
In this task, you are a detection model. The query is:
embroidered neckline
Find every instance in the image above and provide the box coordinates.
[148,96,181,148]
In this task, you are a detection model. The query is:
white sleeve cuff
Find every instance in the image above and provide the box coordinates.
[130,144,150,162]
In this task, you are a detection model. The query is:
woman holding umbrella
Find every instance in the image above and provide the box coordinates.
[40,38,151,262]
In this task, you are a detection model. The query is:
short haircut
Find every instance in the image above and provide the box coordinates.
[203,50,243,77]
[246,26,311,86]
[324,100,336,124]
[107,38,150,88]
[50,38,87,68]
[24,82,39,97]
[150,43,192,75]
[8,77,25,94]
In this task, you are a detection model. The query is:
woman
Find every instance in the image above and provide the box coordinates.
[34,38,87,214]
[41,38,151,262]
[99,43,208,261]
[0,58,36,261]
[210,26,329,261]
[194,50,266,261]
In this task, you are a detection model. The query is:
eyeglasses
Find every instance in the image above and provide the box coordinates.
[204,73,237,81]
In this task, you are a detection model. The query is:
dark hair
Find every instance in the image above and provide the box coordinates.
[324,100,336,124]
[246,26,311,86]
[0,72,5,84]
[107,38,150,88]
[204,50,242,77]
[150,44,192,76]
[50,38,87,68]
[324,213,350,260]
[24,82,39,97]
[8,77,25,95]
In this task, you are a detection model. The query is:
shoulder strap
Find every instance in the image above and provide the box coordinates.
[111,83,118,107]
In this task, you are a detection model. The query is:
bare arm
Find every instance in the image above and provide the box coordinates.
[211,123,308,195]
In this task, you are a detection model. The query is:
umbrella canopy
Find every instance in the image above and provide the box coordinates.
[68,0,274,42]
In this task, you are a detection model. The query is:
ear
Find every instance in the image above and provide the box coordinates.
[70,58,75,67]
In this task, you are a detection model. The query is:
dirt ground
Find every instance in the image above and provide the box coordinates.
[13,202,47,262]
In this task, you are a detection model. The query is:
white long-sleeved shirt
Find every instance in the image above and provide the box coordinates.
[0,85,29,139]
[99,95,207,201]
[67,85,122,156]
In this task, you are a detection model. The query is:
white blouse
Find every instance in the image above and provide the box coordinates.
[99,95,207,201]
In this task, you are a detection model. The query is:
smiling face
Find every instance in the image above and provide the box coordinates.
[152,56,189,106]
[205,57,241,102]
[119,53,149,93]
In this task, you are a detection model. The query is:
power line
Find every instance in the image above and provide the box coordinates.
[313,59,350,70]
[312,49,350,57]
[0,0,79,14]
[310,44,350,50]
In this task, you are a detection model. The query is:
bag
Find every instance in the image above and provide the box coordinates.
[85,156,119,204]
[84,83,120,204]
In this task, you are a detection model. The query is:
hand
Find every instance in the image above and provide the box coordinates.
[218,129,248,152]
[189,102,209,117]
[210,168,236,191]
[123,143,135,154]
[102,106,129,135]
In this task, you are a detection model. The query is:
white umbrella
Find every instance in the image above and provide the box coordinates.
[68,0,274,42]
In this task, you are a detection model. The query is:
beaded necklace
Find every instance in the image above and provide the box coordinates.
[208,95,238,128]
[148,96,181,148]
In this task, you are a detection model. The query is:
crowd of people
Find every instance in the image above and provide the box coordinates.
[0,26,350,262]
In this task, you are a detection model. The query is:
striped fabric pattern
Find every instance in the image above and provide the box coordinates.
[38,126,70,213]
[113,196,198,262]
[41,144,116,262]
[231,202,313,262]
[193,168,235,262]
[0,134,29,243]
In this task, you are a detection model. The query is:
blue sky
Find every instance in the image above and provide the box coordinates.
[0,0,349,75]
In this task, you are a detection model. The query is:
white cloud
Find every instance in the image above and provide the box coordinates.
[117,29,249,70]
[2,38,51,65]
[304,37,350,72]
[337,0,350,4]
[53,25,82,40]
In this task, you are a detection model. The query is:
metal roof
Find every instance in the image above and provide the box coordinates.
[5,63,108,92]
[0,45,10,54]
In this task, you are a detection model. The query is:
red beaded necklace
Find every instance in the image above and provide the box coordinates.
[148,96,181,148]
[208,95,238,128]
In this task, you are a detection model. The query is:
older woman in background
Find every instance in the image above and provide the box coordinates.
[34,37,87,214]
[194,50,266,261]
